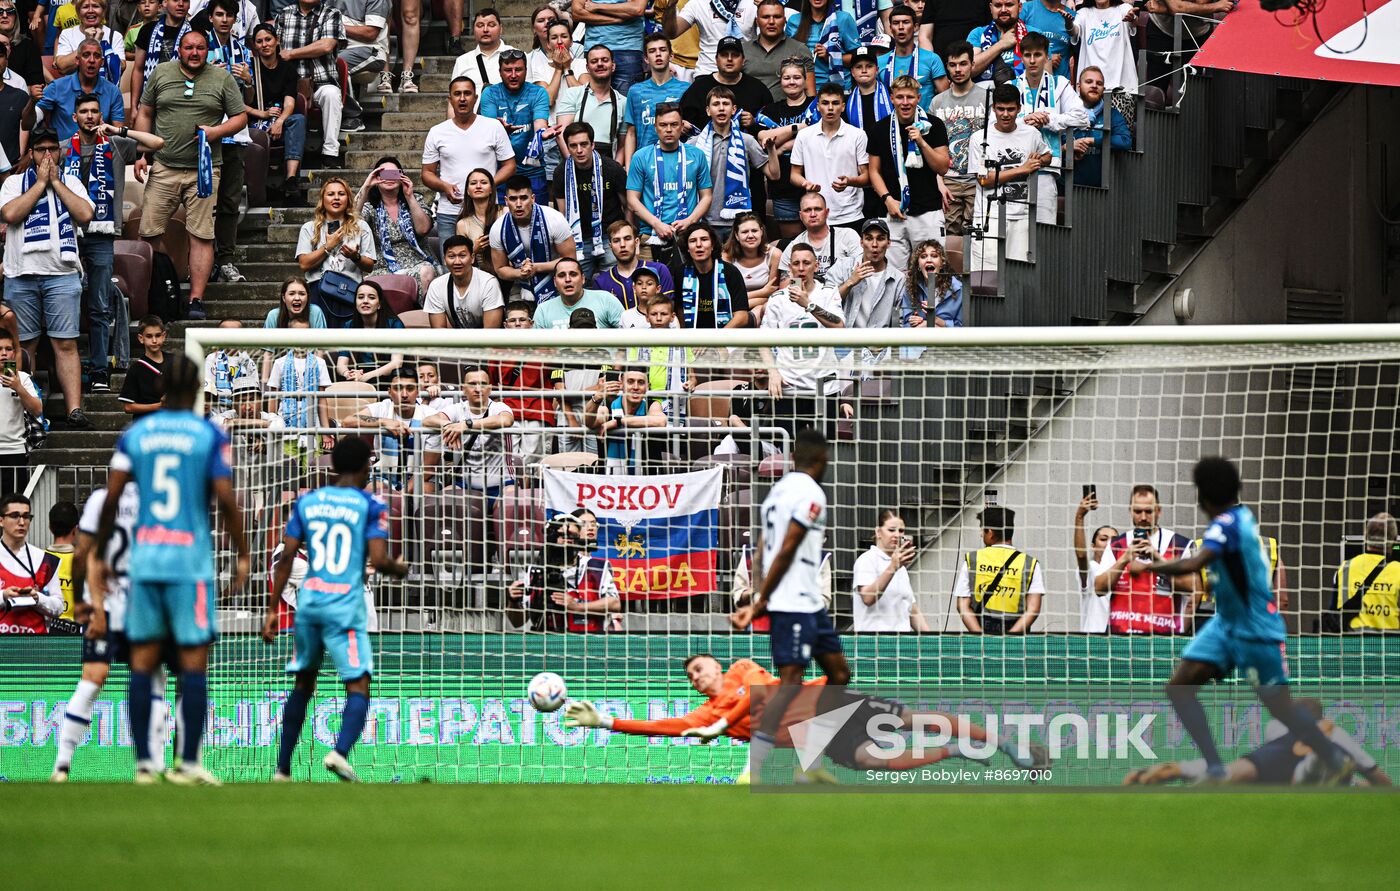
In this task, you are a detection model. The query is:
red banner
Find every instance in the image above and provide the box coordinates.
[1192,0,1400,87]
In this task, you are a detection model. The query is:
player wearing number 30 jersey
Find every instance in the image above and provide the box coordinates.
[264,437,408,783]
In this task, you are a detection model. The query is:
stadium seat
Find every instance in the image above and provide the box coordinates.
[695,453,753,487]
[944,235,964,275]
[419,492,493,589]
[757,453,790,479]
[970,271,1000,297]
[246,129,271,207]
[540,451,599,473]
[1143,85,1168,110]
[499,490,546,566]
[127,210,190,284]
[113,240,154,319]
[399,308,430,328]
[370,273,420,317]
[324,381,378,423]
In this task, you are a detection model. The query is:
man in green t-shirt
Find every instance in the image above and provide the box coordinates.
[131,28,246,321]
[531,258,624,330]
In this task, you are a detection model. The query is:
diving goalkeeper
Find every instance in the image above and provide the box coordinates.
[563,654,1049,773]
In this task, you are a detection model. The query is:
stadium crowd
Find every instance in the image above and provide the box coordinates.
[0,0,1273,639]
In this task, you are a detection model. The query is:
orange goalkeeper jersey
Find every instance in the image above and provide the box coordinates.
[610,659,827,741]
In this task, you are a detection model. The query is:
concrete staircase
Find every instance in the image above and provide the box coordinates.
[30,16,537,469]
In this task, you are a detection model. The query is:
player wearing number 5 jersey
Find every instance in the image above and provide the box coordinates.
[90,354,251,786]
[264,437,408,783]
[731,427,852,783]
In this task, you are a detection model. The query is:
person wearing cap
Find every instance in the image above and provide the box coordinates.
[868,73,949,272]
[789,81,869,229]
[660,0,758,77]
[1,125,95,431]
[532,257,624,330]
[213,375,285,436]
[679,35,773,133]
[844,44,893,222]
[955,505,1044,634]
[828,218,907,328]
[743,0,813,95]
[685,84,776,245]
[617,264,676,328]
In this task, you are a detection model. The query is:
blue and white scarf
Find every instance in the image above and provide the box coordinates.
[821,16,847,85]
[196,129,214,198]
[682,264,732,328]
[65,133,116,234]
[374,201,432,273]
[501,205,558,302]
[888,109,931,213]
[710,0,745,38]
[852,0,881,44]
[20,168,78,262]
[522,127,545,167]
[564,151,605,257]
[845,79,891,129]
[694,124,750,220]
[652,145,695,227]
[278,352,319,431]
[881,47,924,91]
[100,37,122,85]
[976,19,1026,83]
[142,16,191,82]
[1019,74,1064,162]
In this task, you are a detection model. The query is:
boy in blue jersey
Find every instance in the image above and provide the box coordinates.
[89,354,251,785]
[263,437,409,782]
[1132,457,1354,785]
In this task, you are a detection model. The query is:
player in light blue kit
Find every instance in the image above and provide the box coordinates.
[1133,457,1354,785]
[89,355,251,785]
[263,437,409,782]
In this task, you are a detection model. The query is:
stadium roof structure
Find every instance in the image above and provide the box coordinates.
[1193,0,1400,87]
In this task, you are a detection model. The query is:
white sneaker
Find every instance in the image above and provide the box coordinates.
[369,69,394,93]
[272,771,293,783]
[134,765,161,785]
[50,767,70,783]
[323,751,360,783]
[165,764,223,786]
[398,71,418,93]
[218,263,246,283]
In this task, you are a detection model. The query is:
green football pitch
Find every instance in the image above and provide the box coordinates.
[7,785,1394,889]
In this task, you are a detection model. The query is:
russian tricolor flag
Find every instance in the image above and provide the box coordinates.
[543,467,723,600]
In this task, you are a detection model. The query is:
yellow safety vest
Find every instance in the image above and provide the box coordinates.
[1195,536,1278,605]
[45,547,75,621]
[1335,553,1400,631]
[965,546,1036,616]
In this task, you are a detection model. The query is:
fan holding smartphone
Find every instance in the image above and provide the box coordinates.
[852,509,930,632]
[1074,483,1119,633]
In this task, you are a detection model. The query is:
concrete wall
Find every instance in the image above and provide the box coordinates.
[1141,85,1400,326]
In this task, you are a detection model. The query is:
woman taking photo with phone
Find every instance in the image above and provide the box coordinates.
[852,509,929,632]
[356,157,441,301]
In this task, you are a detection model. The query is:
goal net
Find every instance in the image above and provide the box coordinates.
[6,326,1398,785]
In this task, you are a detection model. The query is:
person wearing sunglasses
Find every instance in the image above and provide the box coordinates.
[0,126,96,430]
[0,494,65,634]
[0,37,29,168]
[132,27,248,321]
[0,3,44,98]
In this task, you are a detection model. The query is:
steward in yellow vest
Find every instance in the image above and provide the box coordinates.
[956,506,1045,634]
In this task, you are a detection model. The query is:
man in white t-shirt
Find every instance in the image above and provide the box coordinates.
[1072,0,1138,92]
[762,243,845,400]
[345,369,438,493]
[424,234,505,329]
[451,8,517,88]
[424,366,516,512]
[789,83,870,227]
[967,82,1051,271]
[421,75,517,248]
[777,191,862,281]
[211,376,287,460]
[730,427,850,783]
[663,0,758,76]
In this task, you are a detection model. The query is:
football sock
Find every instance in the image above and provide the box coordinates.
[278,687,312,775]
[749,731,775,774]
[149,670,168,771]
[1279,704,1345,769]
[1168,687,1222,768]
[336,692,369,757]
[55,679,100,771]
[128,671,153,764]
[179,672,208,767]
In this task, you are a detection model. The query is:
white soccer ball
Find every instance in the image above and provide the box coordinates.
[527,672,568,713]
